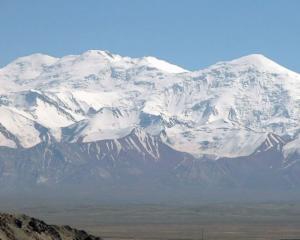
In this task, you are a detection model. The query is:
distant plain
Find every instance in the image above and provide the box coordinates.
[1,201,300,240]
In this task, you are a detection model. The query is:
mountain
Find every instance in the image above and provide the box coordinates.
[0,50,300,197]
[0,212,101,240]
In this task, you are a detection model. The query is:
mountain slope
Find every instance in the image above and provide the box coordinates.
[0,128,299,193]
[0,128,193,189]
[0,213,101,240]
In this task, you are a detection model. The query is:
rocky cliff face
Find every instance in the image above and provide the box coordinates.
[0,213,101,240]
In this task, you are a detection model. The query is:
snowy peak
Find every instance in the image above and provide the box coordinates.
[79,50,123,63]
[8,53,58,67]
[78,50,188,73]
[0,53,58,90]
[140,56,188,73]
[82,49,117,58]
[228,54,294,74]
[0,50,189,93]
[1,53,58,77]
[231,54,274,65]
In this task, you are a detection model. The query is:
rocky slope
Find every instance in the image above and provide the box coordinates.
[0,212,101,240]
[0,128,297,192]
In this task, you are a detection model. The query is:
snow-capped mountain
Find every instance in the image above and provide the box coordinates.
[1,50,300,193]
[1,51,300,157]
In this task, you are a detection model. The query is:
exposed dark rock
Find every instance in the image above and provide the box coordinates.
[0,213,102,240]
[0,130,299,198]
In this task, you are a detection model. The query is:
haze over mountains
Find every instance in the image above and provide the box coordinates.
[0,50,300,198]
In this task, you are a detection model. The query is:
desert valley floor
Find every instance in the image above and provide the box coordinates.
[1,201,300,240]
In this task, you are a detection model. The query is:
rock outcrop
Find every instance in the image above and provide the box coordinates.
[0,213,101,240]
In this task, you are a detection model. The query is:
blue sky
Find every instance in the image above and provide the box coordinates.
[1,0,300,71]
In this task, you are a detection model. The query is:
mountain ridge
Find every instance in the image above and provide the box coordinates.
[0,50,300,194]
[0,50,300,158]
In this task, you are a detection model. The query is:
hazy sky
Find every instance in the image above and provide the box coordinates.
[1,0,300,71]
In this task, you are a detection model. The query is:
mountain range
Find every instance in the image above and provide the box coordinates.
[0,50,300,198]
